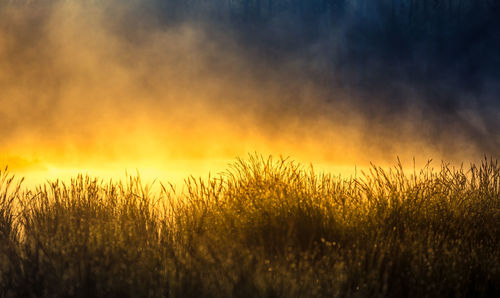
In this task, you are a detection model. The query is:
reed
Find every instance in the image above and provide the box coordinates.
[0,155,498,297]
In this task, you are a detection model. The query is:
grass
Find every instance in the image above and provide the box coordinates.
[0,154,499,297]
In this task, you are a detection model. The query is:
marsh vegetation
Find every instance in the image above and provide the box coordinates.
[0,155,499,297]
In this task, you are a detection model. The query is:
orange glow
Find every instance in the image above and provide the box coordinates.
[0,2,481,189]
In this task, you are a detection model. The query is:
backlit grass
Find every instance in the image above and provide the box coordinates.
[0,155,499,297]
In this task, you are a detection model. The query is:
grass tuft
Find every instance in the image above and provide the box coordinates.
[0,155,499,297]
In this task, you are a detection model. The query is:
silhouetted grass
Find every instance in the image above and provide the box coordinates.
[0,155,499,297]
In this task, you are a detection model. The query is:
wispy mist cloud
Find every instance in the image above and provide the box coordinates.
[0,0,498,182]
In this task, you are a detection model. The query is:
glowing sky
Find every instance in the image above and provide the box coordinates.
[1,1,498,188]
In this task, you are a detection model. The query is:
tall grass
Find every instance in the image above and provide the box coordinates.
[0,156,499,297]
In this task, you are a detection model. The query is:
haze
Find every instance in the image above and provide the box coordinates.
[1,1,498,187]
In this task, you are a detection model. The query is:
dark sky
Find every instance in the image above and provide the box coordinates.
[1,0,499,177]
[118,0,500,157]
